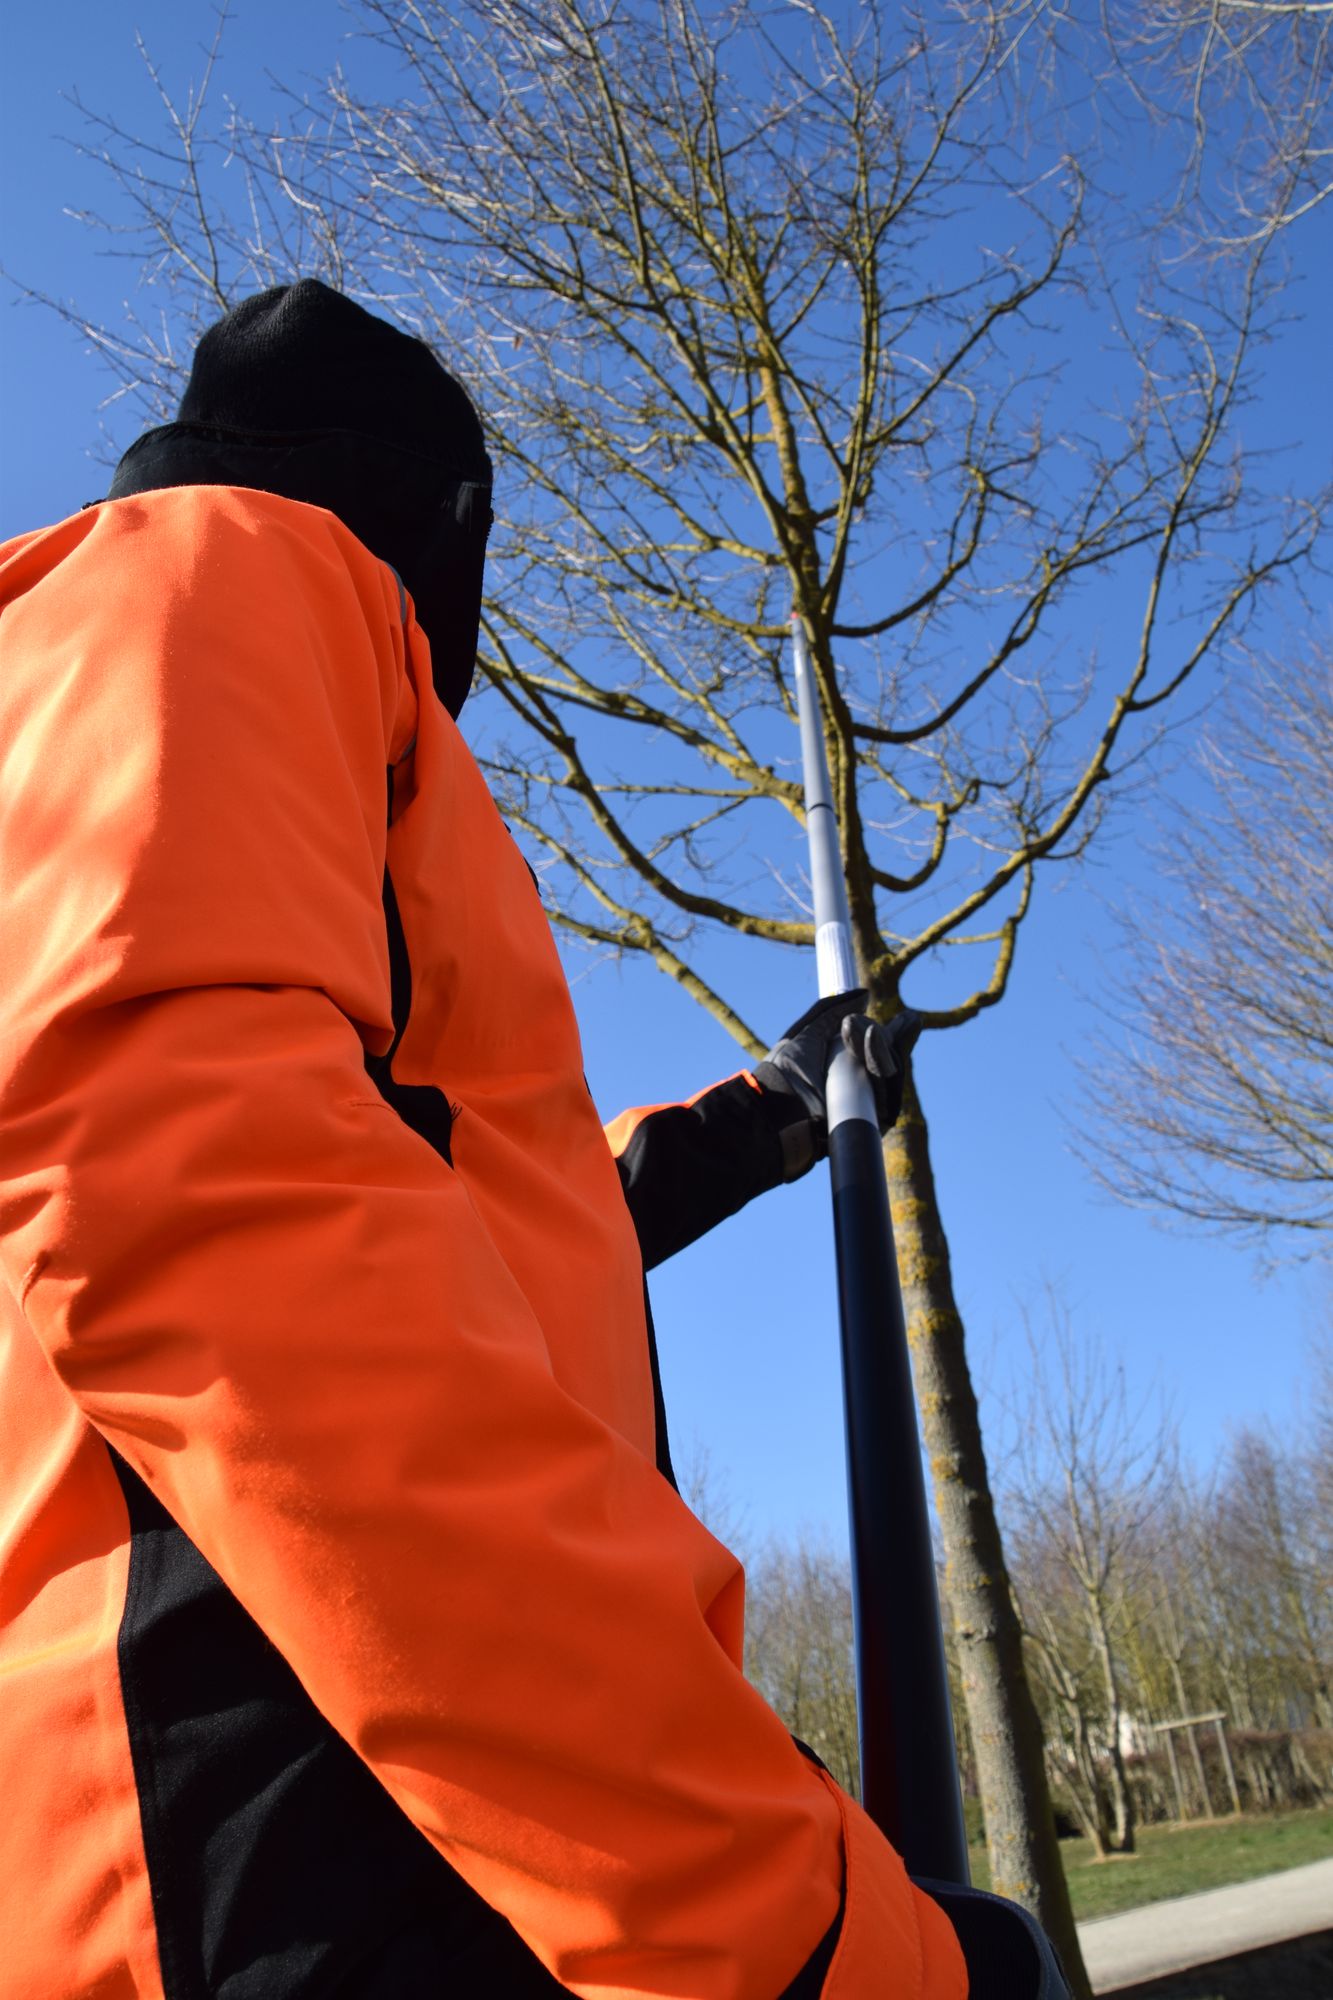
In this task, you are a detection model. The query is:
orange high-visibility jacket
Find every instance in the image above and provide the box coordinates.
[0,489,966,2000]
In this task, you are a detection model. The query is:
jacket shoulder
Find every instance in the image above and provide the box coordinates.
[2,487,393,617]
[1,509,101,607]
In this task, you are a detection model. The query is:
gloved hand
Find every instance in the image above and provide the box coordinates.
[754,989,923,1182]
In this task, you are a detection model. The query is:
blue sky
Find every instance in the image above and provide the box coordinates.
[3,2,1329,1554]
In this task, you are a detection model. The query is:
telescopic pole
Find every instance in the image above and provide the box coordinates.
[791,613,970,1886]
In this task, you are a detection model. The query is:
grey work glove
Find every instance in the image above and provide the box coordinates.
[754,988,923,1183]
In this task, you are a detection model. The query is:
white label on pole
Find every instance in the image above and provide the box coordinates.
[816,921,858,997]
[826,1043,879,1132]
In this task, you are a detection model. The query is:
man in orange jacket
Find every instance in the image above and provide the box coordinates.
[0,281,965,1999]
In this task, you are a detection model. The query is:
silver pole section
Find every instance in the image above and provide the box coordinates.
[791,619,878,1136]
[791,613,970,1884]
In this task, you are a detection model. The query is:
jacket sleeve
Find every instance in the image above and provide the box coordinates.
[0,491,964,2000]
[605,1073,790,1270]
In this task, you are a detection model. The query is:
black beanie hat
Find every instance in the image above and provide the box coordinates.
[108,280,494,717]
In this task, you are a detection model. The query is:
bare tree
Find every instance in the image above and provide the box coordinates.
[1214,1424,1333,1729]
[678,1438,755,1564]
[1103,0,1333,242]
[1307,1331,1333,1626]
[744,1537,862,1801]
[1129,1500,1222,1812]
[1008,1364,1333,1828]
[1020,1537,1140,1850]
[29,0,1331,1979]
[1077,643,1333,1252]
[1001,1287,1177,1853]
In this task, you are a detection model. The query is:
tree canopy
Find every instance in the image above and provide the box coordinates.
[55,0,1324,1045]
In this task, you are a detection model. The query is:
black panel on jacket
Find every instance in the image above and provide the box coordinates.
[614,1074,786,1271]
[640,1279,679,1491]
[362,860,455,1164]
[110,1452,567,1998]
[110,1453,842,1998]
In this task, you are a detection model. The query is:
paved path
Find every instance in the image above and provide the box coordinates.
[1076,1855,1333,1992]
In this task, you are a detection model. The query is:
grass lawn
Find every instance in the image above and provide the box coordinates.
[965,1805,1333,1921]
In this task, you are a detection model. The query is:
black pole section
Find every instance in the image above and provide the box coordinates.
[789,613,970,1885]
[828,1116,971,1882]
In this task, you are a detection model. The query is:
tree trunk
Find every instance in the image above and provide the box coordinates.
[1168,1657,1213,1817]
[1066,1709,1112,1857]
[1089,1613,1136,1852]
[883,1074,1091,1998]
[1104,1726,1136,1852]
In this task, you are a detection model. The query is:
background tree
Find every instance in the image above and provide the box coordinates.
[1211,1423,1333,1731]
[743,1537,862,1800]
[1077,643,1333,1252]
[737,1332,1333,1843]
[997,1303,1333,1832]
[1012,1526,1123,1851]
[1127,1494,1224,1816]
[1000,1289,1177,1853]
[1146,1407,1332,1815]
[42,0,1331,1977]
[1103,0,1333,242]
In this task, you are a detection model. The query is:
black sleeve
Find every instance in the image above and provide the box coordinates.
[608,1073,790,1270]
